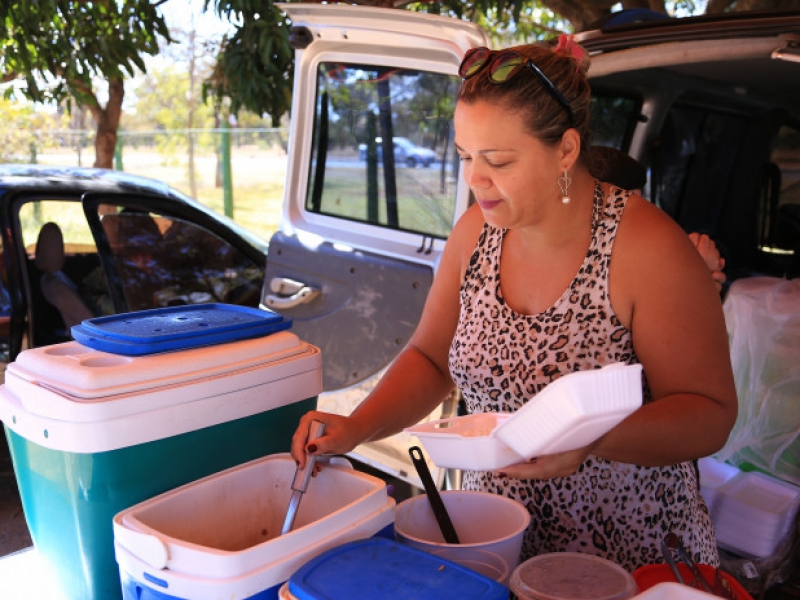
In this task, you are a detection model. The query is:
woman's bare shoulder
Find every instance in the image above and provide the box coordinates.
[610,193,718,323]
[447,203,486,258]
[615,194,697,264]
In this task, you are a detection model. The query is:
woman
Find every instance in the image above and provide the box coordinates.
[291,37,737,571]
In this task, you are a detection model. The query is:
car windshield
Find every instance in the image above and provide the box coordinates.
[305,62,460,239]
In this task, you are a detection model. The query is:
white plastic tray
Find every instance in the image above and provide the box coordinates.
[406,363,643,470]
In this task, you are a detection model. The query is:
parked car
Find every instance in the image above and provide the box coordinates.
[357,137,438,167]
[267,4,800,490]
[0,164,268,366]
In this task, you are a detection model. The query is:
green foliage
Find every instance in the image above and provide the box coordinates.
[0,98,69,162]
[0,1,170,106]
[129,64,218,130]
[204,1,293,125]
[399,1,570,44]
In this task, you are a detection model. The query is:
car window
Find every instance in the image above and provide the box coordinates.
[765,125,800,258]
[0,235,10,362]
[651,106,749,230]
[19,200,108,345]
[97,204,263,311]
[305,62,460,239]
[589,93,640,150]
[20,200,96,253]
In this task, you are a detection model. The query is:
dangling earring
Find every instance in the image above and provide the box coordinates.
[558,169,572,205]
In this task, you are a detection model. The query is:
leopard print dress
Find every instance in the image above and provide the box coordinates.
[448,183,719,572]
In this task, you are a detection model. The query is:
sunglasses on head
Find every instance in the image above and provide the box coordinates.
[459,47,574,125]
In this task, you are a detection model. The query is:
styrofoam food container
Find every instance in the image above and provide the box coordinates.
[394,490,530,585]
[697,457,741,515]
[510,552,637,600]
[495,363,643,458]
[714,471,800,557]
[114,454,395,599]
[632,582,718,599]
[405,413,524,470]
[406,363,642,470]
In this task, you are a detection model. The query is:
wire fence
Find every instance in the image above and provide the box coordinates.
[8,128,290,243]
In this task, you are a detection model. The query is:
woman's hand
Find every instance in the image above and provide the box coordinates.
[290,410,366,469]
[495,444,595,480]
[688,232,726,292]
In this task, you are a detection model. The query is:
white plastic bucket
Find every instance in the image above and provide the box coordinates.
[394,490,530,584]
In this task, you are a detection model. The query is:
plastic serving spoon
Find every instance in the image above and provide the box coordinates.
[409,446,460,544]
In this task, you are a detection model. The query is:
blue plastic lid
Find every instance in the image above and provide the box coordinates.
[288,538,508,600]
[71,303,292,355]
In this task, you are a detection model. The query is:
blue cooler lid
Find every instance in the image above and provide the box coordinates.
[288,538,508,600]
[71,303,292,355]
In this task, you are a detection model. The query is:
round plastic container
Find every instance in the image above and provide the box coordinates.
[394,490,530,584]
[510,552,637,600]
[279,582,298,599]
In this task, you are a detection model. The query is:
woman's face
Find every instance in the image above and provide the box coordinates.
[454,99,562,230]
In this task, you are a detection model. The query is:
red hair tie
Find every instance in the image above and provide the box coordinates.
[555,33,585,71]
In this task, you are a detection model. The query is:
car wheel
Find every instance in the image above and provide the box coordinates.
[407,157,417,168]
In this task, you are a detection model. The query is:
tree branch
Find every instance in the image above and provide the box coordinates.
[706,0,736,12]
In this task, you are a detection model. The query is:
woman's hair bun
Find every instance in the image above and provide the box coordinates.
[552,34,591,76]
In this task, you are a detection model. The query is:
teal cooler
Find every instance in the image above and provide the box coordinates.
[0,329,321,600]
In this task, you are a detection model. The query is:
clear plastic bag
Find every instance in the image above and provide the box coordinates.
[715,277,800,486]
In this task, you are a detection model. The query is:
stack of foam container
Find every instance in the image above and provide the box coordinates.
[699,457,800,558]
[0,304,321,600]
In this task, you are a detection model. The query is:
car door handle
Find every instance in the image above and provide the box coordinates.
[265,277,320,310]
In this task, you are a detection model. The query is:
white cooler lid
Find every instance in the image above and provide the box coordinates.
[0,334,322,451]
[2,331,321,424]
[8,331,305,398]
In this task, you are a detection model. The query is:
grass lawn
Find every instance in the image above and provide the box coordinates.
[35,147,288,243]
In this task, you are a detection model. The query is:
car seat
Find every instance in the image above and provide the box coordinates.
[100,211,165,311]
[34,222,94,329]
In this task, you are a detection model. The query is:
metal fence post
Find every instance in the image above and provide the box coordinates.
[222,122,233,218]
[115,136,124,171]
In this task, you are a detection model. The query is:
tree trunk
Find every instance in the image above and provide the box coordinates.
[81,77,124,169]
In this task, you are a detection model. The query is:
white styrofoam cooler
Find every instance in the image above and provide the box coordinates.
[1,331,319,452]
[113,454,395,600]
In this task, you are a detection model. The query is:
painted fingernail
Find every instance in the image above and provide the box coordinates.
[496,472,507,478]
[307,443,318,453]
